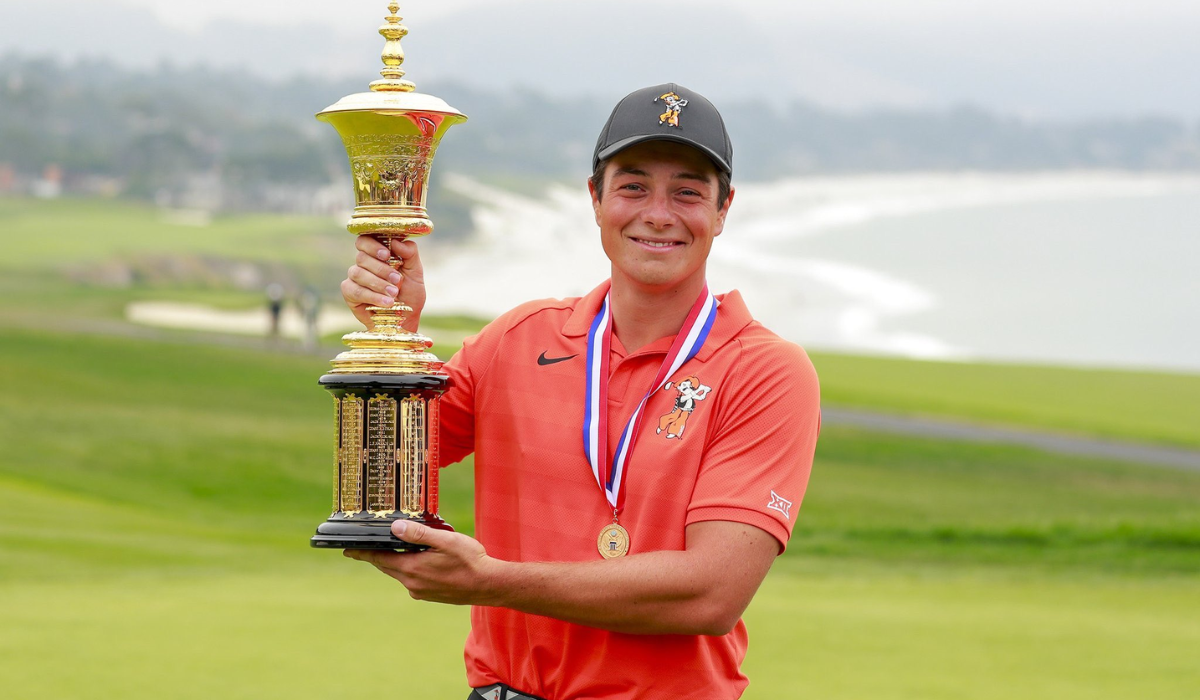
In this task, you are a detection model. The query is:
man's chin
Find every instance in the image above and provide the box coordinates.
[617,271,699,294]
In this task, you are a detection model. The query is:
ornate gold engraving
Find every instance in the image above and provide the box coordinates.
[399,396,427,516]
[339,396,364,516]
[366,394,399,516]
[347,134,436,208]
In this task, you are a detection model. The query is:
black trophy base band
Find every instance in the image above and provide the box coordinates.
[318,373,451,391]
[311,516,454,552]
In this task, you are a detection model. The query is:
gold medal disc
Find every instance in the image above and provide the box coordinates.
[597,523,631,559]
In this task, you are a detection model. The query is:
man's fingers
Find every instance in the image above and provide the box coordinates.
[391,520,453,549]
[355,234,391,261]
[390,239,425,283]
[340,278,393,308]
[355,250,403,284]
[346,265,399,300]
[343,548,383,566]
[343,237,424,332]
[343,549,412,584]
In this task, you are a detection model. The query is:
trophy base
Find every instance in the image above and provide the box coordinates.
[311,516,455,552]
[316,372,454,552]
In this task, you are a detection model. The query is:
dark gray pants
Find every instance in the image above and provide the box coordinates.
[468,684,545,700]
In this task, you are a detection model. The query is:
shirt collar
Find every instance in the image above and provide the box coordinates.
[562,279,754,362]
[562,280,612,337]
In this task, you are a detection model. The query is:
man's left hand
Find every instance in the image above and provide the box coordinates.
[344,521,500,606]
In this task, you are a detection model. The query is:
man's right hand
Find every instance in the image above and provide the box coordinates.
[340,235,427,332]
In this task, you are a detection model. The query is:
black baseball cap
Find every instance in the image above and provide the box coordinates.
[593,83,733,176]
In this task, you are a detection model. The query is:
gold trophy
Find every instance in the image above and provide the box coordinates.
[310,3,466,551]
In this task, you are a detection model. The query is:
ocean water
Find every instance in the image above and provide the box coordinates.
[427,172,1200,375]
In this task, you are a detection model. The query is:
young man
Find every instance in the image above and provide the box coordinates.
[340,84,820,700]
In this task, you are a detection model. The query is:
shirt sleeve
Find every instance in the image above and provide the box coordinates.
[438,318,509,467]
[437,340,476,468]
[436,304,536,467]
[685,339,821,552]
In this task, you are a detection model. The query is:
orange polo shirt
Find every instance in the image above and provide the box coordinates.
[438,281,820,700]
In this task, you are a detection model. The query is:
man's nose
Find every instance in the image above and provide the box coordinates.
[642,190,673,229]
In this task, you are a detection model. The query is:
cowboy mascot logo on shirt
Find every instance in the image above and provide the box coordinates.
[656,376,712,440]
[655,91,689,127]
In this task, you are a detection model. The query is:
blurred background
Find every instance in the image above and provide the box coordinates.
[1,1,1197,698]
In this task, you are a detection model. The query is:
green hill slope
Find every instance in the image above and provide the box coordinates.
[2,326,1197,578]
[812,351,1200,449]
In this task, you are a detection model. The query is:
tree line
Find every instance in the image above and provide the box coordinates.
[2,54,1197,206]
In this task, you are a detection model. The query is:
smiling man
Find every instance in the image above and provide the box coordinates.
[340,83,821,700]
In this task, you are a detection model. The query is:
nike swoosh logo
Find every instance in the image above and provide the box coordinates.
[537,351,578,366]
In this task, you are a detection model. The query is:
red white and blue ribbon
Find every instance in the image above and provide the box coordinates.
[583,284,719,514]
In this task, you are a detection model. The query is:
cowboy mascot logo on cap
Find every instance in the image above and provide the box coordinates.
[655,91,689,127]
[656,376,712,440]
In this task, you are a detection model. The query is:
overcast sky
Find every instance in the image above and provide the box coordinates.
[4,0,1199,119]
[116,0,487,28]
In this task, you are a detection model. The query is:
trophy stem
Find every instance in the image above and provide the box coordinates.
[370,232,412,332]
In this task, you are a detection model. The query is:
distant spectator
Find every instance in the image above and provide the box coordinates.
[266,283,285,339]
[299,286,320,351]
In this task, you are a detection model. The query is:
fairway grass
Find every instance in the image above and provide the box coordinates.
[2,324,1199,697]
[0,196,338,270]
[2,566,1196,699]
[745,564,1200,700]
[0,571,474,698]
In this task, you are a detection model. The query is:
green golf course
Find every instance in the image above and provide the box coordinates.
[1,197,1198,698]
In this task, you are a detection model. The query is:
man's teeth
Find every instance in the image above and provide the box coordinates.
[639,239,675,248]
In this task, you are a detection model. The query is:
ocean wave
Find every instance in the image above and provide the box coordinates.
[728,171,1200,243]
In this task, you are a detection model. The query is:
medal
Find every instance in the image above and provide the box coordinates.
[597,522,630,559]
[583,282,718,559]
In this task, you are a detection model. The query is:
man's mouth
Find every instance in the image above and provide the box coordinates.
[631,238,681,249]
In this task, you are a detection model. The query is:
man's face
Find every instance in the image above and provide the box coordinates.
[589,141,733,295]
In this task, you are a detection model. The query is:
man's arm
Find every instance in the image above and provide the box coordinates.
[346,519,779,636]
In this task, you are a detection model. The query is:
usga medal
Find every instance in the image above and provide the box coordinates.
[598,523,630,559]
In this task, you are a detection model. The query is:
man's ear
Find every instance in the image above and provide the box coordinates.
[588,178,602,226]
[713,185,735,238]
